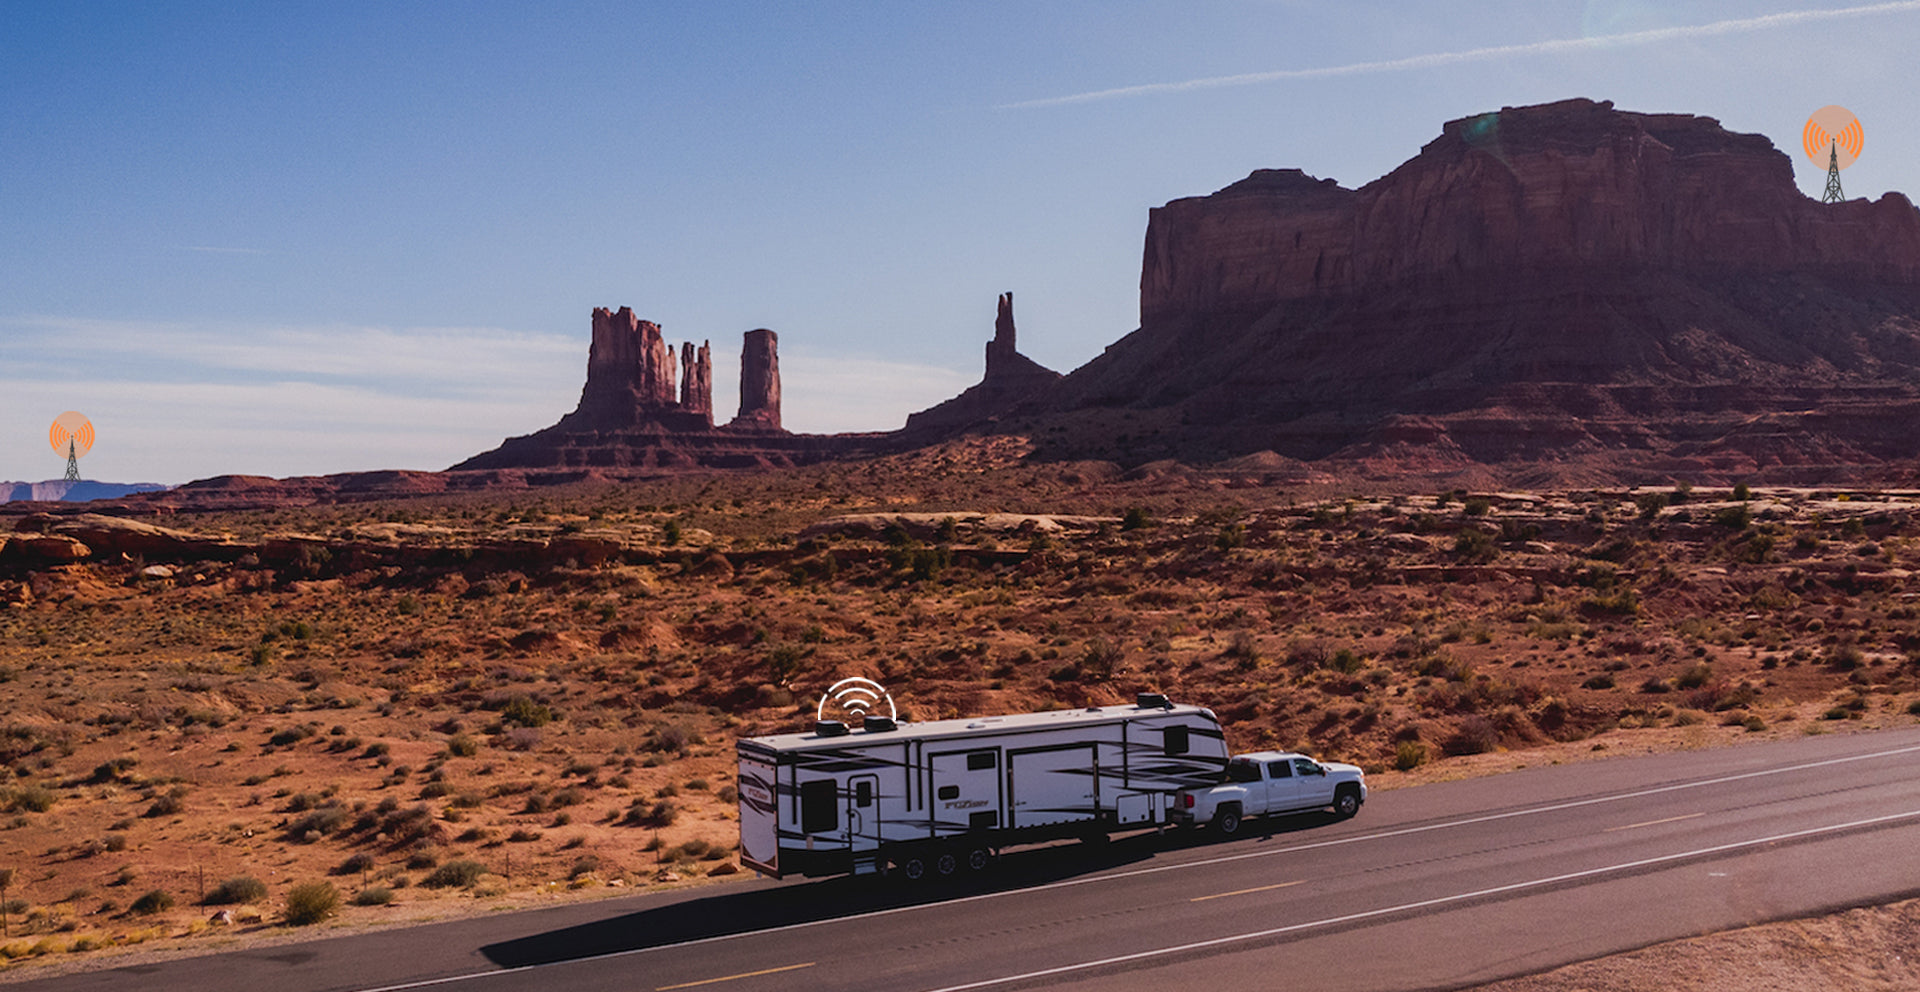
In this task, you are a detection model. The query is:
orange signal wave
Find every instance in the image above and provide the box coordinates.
[1804,120,1832,160]
[1838,119,1863,159]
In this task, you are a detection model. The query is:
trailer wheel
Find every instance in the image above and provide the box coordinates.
[935,849,960,877]
[1214,804,1243,837]
[899,854,927,882]
[965,846,992,872]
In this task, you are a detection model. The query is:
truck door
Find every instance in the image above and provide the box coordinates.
[929,748,1002,836]
[1265,759,1306,812]
[1291,757,1331,809]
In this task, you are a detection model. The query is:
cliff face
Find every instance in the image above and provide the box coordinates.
[1016,98,1920,480]
[1140,99,1920,325]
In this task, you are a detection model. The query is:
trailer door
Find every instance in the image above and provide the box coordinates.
[1008,744,1097,828]
[845,773,880,862]
[738,750,780,876]
[929,748,1002,835]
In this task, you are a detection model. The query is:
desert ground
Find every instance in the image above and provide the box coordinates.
[2,440,1919,986]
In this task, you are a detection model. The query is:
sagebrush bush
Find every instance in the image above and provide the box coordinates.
[129,889,173,915]
[351,886,394,907]
[421,859,487,889]
[284,881,338,925]
[202,876,268,905]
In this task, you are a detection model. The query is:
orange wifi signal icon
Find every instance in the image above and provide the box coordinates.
[49,411,95,457]
[1803,105,1862,169]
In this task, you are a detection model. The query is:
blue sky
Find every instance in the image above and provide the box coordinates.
[5,1,1918,483]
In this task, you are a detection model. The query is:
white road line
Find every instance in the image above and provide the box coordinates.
[343,739,1920,992]
[914,808,1920,992]
[1606,812,1706,832]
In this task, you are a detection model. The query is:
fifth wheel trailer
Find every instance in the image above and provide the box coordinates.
[737,694,1229,881]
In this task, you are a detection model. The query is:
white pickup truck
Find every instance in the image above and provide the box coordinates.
[1170,751,1366,835]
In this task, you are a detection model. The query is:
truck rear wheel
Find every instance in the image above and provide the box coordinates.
[1214,804,1243,837]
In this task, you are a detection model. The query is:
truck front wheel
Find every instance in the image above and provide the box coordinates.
[1214,804,1243,837]
[1334,786,1361,819]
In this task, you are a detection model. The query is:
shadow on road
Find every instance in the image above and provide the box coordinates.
[481,810,1346,969]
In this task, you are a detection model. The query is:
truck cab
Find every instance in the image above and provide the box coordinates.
[1171,750,1366,835]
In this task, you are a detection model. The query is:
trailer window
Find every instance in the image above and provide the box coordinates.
[800,780,838,833]
[855,780,873,808]
[1163,725,1190,756]
[937,785,960,801]
[967,751,997,771]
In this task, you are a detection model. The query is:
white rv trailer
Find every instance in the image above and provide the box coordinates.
[737,694,1229,881]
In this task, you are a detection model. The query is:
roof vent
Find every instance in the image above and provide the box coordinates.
[1136,692,1172,710]
[814,720,850,737]
[862,715,897,733]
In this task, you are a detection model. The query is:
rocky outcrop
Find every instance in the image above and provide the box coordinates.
[680,341,713,422]
[1012,98,1920,480]
[732,329,782,431]
[1138,99,1920,325]
[456,313,839,472]
[904,292,1063,433]
[560,308,708,432]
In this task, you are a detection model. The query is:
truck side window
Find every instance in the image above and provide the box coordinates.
[1227,760,1260,783]
[1267,761,1292,779]
[967,751,997,771]
[800,779,838,833]
[1294,758,1323,777]
[1163,725,1190,756]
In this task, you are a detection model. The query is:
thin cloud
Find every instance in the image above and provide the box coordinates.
[178,245,269,254]
[1004,0,1920,109]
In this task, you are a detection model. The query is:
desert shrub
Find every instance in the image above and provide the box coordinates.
[1453,529,1497,563]
[1581,674,1616,690]
[143,791,184,818]
[202,876,268,906]
[1715,504,1751,530]
[1733,482,1752,501]
[334,852,375,876]
[1639,677,1672,694]
[129,889,174,915]
[1675,664,1714,690]
[1442,716,1500,756]
[1635,492,1668,519]
[287,804,350,840]
[499,696,553,728]
[8,785,55,813]
[284,881,338,925]
[1121,507,1151,531]
[446,734,479,758]
[421,859,486,889]
[647,725,690,754]
[1393,740,1429,771]
[1826,645,1865,671]
[1080,639,1123,681]
[1462,497,1492,517]
[766,643,805,684]
[352,885,394,906]
[622,800,677,828]
[1324,648,1365,675]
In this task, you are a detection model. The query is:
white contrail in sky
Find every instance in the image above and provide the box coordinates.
[1002,0,1920,109]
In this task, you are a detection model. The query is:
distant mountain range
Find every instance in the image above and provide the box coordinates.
[1,480,171,503]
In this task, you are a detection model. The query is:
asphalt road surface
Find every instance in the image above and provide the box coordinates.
[16,725,1920,992]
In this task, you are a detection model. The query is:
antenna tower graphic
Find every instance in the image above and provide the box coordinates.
[48,411,94,482]
[1803,105,1862,204]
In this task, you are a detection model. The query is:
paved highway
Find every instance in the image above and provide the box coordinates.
[17,725,1920,992]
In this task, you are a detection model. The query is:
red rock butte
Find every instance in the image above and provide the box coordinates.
[1008,98,1920,483]
[454,311,853,471]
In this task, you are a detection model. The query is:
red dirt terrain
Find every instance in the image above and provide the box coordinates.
[2,444,1919,974]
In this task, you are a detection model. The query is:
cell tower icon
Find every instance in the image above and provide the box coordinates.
[1803,105,1862,204]
[49,411,94,482]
